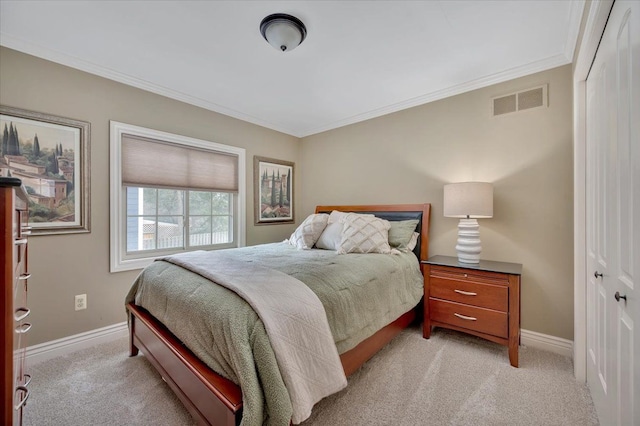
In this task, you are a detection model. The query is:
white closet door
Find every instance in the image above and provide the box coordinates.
[585,1,639,425]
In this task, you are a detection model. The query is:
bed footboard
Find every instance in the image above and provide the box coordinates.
[127,303,242,426]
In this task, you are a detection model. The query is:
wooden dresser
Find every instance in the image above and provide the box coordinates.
[2,177,31,426]
[422,255,522,367]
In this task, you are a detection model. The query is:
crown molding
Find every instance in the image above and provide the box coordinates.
[298,53,571,137]
[2,31,572,139]
[0,33,298,137]
[564,0,587,63]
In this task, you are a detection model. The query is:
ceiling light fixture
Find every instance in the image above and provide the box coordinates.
[260,13,307,52]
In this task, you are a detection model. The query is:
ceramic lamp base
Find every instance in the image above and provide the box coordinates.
[455,218,482,263]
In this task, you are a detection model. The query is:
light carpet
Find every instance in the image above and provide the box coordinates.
[23,324,598,426]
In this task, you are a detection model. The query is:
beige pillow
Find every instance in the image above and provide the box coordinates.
[288,214,329,249]
[337,213,392,254]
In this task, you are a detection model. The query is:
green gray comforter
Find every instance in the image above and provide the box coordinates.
[126,242,423,426]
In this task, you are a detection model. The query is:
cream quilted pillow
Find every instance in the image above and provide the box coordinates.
[331,210,374,224]
[317,211,375,250]
[288,213,329,249]
[337,213,392,254]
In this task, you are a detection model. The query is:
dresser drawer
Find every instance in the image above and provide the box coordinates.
[429,276,508,312]
[429,298,508,339]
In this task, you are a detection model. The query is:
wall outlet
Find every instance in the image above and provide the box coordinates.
[75,294,87,311]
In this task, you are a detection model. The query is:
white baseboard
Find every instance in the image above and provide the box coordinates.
[521,328,573,358]
[25,322,128,365]
[24,323,574,365]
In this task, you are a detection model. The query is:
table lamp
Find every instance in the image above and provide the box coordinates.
[444,182,493,263]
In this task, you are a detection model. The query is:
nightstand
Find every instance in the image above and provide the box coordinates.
[422,255,522,367]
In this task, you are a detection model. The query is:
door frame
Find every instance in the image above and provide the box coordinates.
[573,0,613,382]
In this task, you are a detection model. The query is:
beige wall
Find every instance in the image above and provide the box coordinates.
[301,65,574,340]
[1,46,574,344]
[0,47,300,345]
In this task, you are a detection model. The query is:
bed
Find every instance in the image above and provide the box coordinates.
[126,203,431,426]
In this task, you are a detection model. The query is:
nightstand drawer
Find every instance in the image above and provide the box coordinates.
[430,265,510,285]
[429,276,508,312]
[429,298,508,339]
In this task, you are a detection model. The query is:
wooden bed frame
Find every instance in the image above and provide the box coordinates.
[127,203,431,426]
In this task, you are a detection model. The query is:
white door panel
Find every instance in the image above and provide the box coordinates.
[617,310,633,426]
[597,283,608,392]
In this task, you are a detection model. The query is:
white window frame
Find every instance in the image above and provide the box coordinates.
[109,121,246,272]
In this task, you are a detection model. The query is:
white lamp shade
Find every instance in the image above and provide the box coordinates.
[444,182,493,218]
[264,21,303,51]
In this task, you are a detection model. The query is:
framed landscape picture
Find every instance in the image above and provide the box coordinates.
[0,106,90,235]
[254,156,294,225]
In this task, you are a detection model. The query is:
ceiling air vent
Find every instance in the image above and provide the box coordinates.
[492,84,547,116]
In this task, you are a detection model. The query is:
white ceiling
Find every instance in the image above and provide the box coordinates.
[0,1,584,137]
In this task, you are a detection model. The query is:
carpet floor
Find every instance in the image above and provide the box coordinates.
[23,324,598,426]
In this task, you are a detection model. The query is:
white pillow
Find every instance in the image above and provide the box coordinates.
[328,210,346,224]
[288,214,329,250]
[315,222,343,250]
[337,213,392,254]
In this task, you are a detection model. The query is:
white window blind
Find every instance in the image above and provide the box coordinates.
[110,121,246,273]
[121,134,239,192]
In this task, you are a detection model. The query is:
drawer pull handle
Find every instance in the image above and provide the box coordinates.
[20,230,32,236]
[15,323,32,334]
[15,238,28,245]
[14,386,30,410]
[14,307,30,321]
[22,374,32,387]
[18,273,31,281]
[454,289,477,296]
[454,313,477,321]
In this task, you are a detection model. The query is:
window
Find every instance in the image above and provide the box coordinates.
[110,121,246,272]
[126,188,234,252]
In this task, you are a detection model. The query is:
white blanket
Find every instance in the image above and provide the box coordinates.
[162,250,347,424]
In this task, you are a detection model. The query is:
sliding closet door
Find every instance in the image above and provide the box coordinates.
[585,1,639,425]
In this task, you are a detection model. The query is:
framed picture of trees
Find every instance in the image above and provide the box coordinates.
[254,156,294,225]
[0,106,90,235]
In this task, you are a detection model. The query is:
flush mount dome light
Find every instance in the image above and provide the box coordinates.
[260,13,307,52]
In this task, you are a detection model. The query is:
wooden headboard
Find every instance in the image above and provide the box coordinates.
[315,203,431,263]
